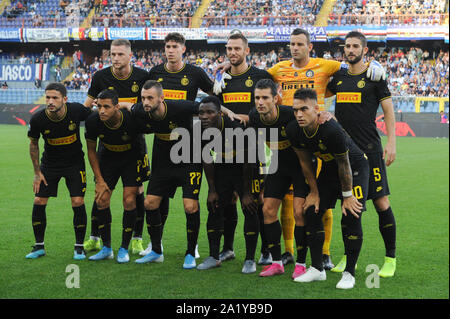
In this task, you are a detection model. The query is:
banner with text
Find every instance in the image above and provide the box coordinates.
[0,64,49,81]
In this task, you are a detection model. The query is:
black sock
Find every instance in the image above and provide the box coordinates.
[72,204,87,246]
[146,208,162,254]
[341,217,348,256]
[305,207,325,271]
[185,210,200,256]
[294,225,307,264]
[222,203,237,251]
[160,196,170,238]
[132,193,145,238]
[98,207,112,248]
[377,207,396,258]
[257,204,269,254]
[122,208,137,249]
[32,204,47,246]
[206,206,224,260]
[342,213,363,276]
[264,220,282,261]
[90,201,100,237]
[243,209,259,261]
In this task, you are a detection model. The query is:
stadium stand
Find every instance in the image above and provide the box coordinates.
[328,0,449,26]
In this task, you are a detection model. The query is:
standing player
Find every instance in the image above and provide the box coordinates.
[85,89,145,263]
[197,96,259,273]
[83,39,150,256]
[214,30,273,265]
[215,27,385,269]
[131,80,204,269]
[139,32,215,257]
[287,88,369,289]
[248,79,310,279]
[326,31,397,278]
[26,82,91,260]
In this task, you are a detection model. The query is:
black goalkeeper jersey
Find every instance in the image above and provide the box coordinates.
[148,63,213,101]
[28,102,91,168]
[327,68,391,154]
[216,65,273,115]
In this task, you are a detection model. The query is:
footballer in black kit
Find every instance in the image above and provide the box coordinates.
[84,89,148,262]
[326,30,397,278]
[84,59,151,254]
[197,96,259,273]
[131,80,202,268]
[148,63,213,101]
[26,82,91,260]
[287,87,369,288]
[327,68,391,200]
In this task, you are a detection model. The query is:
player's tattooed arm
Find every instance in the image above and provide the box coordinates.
[335,151,363,218]
[29,138,47,193]
[293,147,319,213]
[86,139,111,201]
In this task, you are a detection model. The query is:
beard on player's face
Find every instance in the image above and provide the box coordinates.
[345,51,364,65]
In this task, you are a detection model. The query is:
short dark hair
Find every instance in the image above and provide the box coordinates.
[45,82,67,97]
[228,30,248,46]
[111,39,131,49]
[255,79,278,97]
[164,32,185,45]
[200,95,221,111]
[142,80,163,96]
[293,88,317,102]
[345,30,367,48]
[291,28,311,44]
[97,89,119,105]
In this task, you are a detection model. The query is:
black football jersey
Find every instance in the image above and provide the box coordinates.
[248,105,299,173]
[87,66,150,104]
[131,100,200,168]
[28,102,91,168]
[216,66,273,115]
[327,68,391,153]
[148,63,213,101]
[84,109,142,159]
[286,118,366,176]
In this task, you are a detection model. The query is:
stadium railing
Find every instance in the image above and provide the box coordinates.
[1,89,447,113]
[328,13,449,26]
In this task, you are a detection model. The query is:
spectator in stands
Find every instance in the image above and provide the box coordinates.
[34,77,42,89]
[1,81,8,90]
[440,111,448,123]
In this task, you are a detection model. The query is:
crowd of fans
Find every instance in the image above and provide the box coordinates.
[91,0,199,27]
[202,0,321,27]
[329,0,449,25]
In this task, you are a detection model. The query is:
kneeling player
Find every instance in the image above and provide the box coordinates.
[287,88,369,289]
[197,96,259,273]
[26,82,91,260]
[85,89,147,263]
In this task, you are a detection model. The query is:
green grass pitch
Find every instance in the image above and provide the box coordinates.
[0,124,448,299]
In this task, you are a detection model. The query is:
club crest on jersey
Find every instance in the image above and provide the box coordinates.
[157,78,163,82]
[306,70,314,78]
[68,122,76,131]
[122,133,130,141]
[280,126,287,137]
[169,121,178,130]
[357,79,366,88]
[294,72,298,77]
[99,134,104,139]
[181,77,189,86]
[318,140,326,151]
[108,86,114,90]
[131,82,139,93]
[245,78,253,87]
